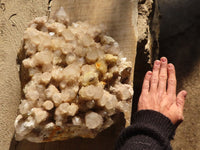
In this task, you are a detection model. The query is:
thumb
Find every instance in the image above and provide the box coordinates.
[176,90,187,111]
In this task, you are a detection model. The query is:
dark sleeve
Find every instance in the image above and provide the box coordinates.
[115,110,177,150]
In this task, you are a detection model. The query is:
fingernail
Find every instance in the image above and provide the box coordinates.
[155,60,160,65]
[184,91,187,97]
[148,71,152,75]
[168,63,173,68]
[161,57,167,62]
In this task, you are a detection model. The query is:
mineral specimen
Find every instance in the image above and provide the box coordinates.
[14,7,133,142]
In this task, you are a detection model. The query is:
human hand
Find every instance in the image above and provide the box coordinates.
[138,57,187,125]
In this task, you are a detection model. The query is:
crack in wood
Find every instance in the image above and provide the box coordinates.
[9,13,17,20]
[9,13,17,26]
[48,0,52,5]
[0,0,5,11]
[47,0,53,18]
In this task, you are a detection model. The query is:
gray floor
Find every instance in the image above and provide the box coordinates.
[158,0,200,149]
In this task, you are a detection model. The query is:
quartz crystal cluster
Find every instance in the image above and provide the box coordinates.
[14,7,133,142]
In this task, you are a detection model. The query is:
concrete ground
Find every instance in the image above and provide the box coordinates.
[158,0,200,149]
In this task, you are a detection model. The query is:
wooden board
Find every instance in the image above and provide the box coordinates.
[0,0,138,149]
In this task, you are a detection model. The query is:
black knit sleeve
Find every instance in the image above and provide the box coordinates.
[115,110,176,150]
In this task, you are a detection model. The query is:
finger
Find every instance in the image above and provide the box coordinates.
[167,63,177,95]
[150,60,161,92]
[176,90,187,111]
[158,57,168,93]
[142,71,152,94]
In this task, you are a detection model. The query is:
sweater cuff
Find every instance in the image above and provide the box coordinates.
[132,110,176,139]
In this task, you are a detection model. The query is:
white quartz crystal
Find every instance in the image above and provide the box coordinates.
[42,100,54,110]
[85,112,103,129]
[72,116,82,126]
